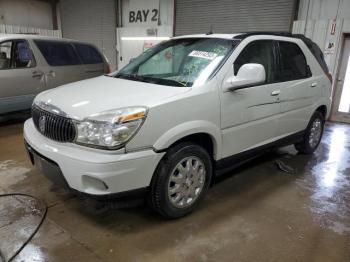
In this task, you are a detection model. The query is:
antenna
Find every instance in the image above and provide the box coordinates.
[206,25,213,35]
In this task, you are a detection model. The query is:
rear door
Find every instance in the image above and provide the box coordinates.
[0,39,45,114]
[72,42,106,78]
[276,40,315,137]
[33,39,86,89]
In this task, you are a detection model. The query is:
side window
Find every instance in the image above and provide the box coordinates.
[234,40,277,83]
[73,43,103,64]
[13,40,36,68]
[35,40,81,66]
[0,41,12,70]
[278,41,310,81]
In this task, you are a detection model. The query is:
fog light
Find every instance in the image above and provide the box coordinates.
[82,175,109,191]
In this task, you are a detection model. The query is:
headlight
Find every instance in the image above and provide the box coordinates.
[75,107,147,149]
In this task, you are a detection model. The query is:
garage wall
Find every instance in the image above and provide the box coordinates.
[59,0,117,69]
[0,0,53,29]
[175,0,297,35]
[294,0,350,75]
[293,0,350,99]
[298,0,350,20]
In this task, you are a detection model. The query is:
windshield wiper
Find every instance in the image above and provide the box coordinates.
[116,73,149,82]
[170,80,188,87]
[116,73,191,87]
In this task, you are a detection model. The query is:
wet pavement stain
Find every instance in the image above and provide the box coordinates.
[0,117,349,261]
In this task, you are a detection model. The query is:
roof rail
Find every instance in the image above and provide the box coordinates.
[233,31,297,40]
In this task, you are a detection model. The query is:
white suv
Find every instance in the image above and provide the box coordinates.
[24,33,332,218]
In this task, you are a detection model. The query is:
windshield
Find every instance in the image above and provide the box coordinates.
[115,38,238,87]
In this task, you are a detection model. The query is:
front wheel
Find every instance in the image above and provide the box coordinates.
[148,142,212,218]
[294,111,325,154]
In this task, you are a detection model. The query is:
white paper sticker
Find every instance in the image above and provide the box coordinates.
[188,50,218,60]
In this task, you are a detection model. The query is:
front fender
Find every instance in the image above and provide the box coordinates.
[153,120,222,160]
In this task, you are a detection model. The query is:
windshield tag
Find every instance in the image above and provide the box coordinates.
[188,50,218,60]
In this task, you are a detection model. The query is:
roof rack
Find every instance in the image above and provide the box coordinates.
[233,31,303,40]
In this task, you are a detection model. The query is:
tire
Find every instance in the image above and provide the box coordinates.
[148,142,212,219]
[294,111,325,154]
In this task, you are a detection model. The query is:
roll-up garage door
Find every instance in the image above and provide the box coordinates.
[59,0,117,69]
[175,0,296,36]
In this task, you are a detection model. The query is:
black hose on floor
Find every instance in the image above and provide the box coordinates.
[0,193,47,262]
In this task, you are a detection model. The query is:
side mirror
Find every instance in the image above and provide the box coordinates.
[224,63,266,91]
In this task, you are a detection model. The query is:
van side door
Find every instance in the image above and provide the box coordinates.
[220,40,281,158]
[32,39,86,89]
[0,39,45,114]
[275,40,315,137]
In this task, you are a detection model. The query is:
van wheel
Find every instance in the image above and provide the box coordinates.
[294,111,325,154]
[149,142,212,219]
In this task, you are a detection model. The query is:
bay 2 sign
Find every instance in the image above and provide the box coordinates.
[129,9,159,23]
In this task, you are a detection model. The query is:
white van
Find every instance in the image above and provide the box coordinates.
[24,32,332,218]
[0,34,110,114]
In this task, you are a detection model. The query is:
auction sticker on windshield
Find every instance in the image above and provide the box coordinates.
[188,50,218,60]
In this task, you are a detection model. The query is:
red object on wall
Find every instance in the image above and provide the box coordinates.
[331,20,336,35]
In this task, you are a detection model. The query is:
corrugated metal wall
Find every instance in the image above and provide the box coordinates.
[59,0,117,69]
[0,24,61,37]
[175,0,296,35]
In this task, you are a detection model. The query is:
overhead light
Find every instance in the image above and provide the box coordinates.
[121,36,170,41]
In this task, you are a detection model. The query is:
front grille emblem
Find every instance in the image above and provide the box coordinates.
[39,116,46,133]
[32,106,76,142]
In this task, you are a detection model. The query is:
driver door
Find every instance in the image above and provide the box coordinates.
[220,40,281,158]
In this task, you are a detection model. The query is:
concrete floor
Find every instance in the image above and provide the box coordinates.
[0,113,349,262]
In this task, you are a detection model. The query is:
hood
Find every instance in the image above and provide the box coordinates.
[34,76,190,119]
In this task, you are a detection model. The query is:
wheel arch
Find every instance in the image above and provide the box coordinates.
[153,120,222,160]
[316,105,327,119]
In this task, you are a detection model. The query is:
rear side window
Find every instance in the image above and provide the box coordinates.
[35,40,81,66]
[278,41,310,81]
[73,43,103,64]
[298,36,329,75]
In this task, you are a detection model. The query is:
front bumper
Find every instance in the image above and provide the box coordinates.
[24,119,165,196]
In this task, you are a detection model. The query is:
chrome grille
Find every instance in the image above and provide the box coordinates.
[32,106,76,142]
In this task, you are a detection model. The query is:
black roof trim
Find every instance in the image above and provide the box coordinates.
[233,31,305,40]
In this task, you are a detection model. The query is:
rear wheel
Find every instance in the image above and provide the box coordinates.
[294,111,325,154]
[149,142,212,218]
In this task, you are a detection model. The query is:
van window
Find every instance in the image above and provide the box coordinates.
[0,40,35,69]
[0,41,12,69]
[35,40,81,66]
[13,40,36,68]
[73,43,103,64]
[278,41,310,81]
[234,40,277,83]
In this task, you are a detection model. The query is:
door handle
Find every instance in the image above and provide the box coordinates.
[271,90,280,96]
[310,82,317,87]
[32,71,44,79]
[46,70,56,77]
